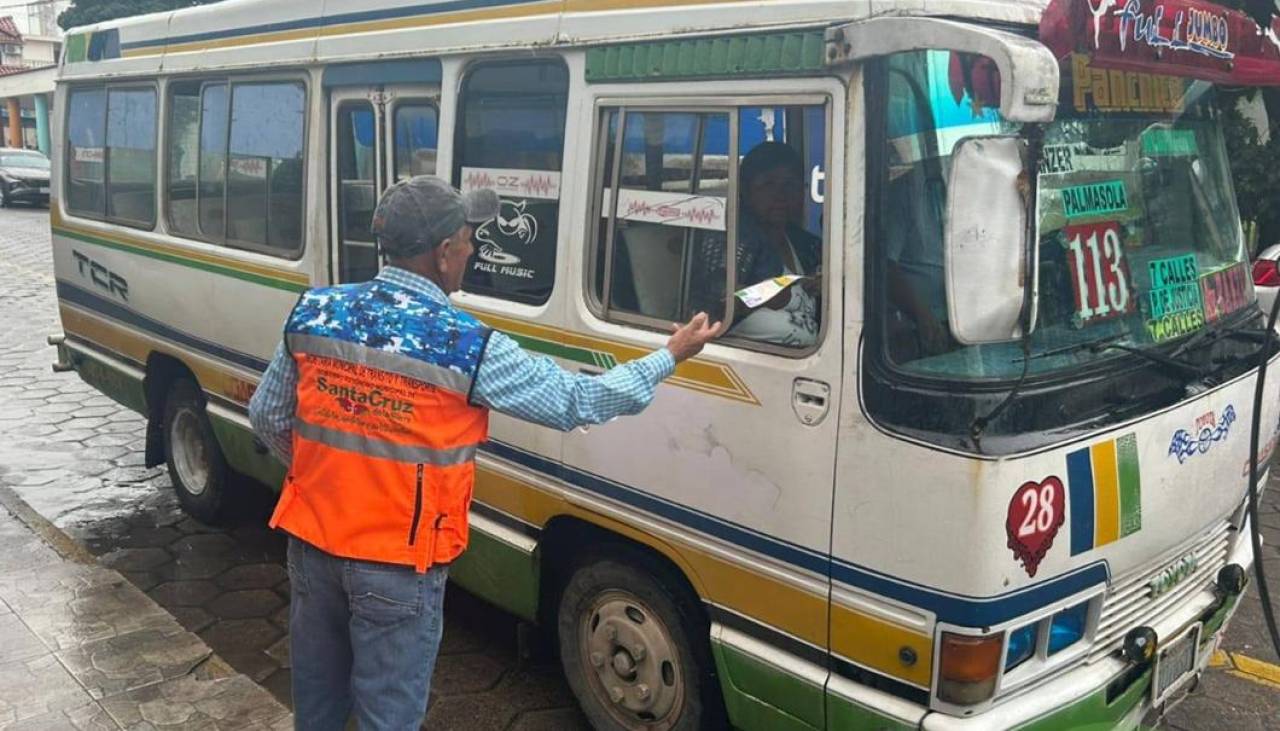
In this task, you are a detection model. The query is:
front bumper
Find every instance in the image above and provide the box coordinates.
[921,525,1254,730]
[5,183,50,203]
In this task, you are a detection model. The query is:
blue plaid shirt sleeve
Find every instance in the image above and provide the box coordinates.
[248,342,298,464]
[472,331,676,432]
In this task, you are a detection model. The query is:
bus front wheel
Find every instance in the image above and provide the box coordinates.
[161,379,229,524]
[557,550,722,731]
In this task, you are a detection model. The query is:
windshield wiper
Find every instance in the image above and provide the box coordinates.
[1016,333,1205,380]
[1018,334,1127,362]
[1092,342,1208,380]
[1172,320,1271,357]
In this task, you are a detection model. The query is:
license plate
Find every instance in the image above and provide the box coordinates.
[1152,623,1201,705]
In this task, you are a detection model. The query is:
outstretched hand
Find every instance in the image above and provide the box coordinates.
[666,313,725,363]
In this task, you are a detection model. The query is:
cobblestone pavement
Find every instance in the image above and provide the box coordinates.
[1,205,1278,729]
[0,486,290,729]
[0,207,589,731]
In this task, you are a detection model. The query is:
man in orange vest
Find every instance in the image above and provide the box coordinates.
[249,176,722,730]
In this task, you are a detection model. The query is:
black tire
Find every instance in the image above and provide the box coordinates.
[0,185,8,208]
[161,379,230,523]
[557,547,725,731]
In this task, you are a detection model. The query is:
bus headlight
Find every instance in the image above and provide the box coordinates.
[1048,601,1090,655]
[939,631,1002,704]
[1005,622,1037,670]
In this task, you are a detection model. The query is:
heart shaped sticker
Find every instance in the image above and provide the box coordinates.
[1006,477,1066,577]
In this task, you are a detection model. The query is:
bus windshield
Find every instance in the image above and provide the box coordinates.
[880,50,1254,380]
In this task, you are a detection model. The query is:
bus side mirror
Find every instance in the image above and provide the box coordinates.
[825,17,1060,123]
[944,136,1039,345]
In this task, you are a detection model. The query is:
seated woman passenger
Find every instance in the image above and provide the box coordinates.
[693,142,822,347]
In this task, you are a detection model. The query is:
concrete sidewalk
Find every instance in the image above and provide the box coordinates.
[0,487,292,730]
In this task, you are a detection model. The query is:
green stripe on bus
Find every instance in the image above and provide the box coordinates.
[585,30,825,83]
[505,331,603,369]
[1116,433,1142,538]
[53,227,309,294]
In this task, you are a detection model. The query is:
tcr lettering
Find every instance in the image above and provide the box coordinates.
[72,250,129,301]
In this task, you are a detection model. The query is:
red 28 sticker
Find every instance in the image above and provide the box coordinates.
[1006,477,1066,577]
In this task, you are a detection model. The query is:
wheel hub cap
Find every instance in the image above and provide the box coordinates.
[581,593,683,728]
[170,408,209,495]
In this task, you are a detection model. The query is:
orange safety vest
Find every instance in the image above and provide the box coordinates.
[268,280,492,572]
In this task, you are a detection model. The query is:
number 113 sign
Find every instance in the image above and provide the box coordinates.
[1064,221,1135,326]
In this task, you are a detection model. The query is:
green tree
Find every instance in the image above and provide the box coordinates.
[1223,89,1280,252]
[59,0,223,30]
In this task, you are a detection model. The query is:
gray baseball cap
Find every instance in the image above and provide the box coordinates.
[371,176,500,258]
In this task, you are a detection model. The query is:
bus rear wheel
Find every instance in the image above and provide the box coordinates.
[557,551,721,731]
[162,379,230,524]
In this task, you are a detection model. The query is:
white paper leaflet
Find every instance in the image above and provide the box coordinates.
[735,276,805,309]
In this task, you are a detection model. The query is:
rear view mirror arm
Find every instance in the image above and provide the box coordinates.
[1018,124,1046,337]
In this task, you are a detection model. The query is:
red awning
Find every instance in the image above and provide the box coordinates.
[1041,0,1280,87]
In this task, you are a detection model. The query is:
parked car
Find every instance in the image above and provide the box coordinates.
[0,148,51,208]
[1254,243,1280,320]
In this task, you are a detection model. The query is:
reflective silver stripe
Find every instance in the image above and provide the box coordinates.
[287,333,474,395]
[295,420,478,466]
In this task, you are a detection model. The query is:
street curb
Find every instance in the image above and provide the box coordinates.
[0,485,291,717]
[0,485,98,565]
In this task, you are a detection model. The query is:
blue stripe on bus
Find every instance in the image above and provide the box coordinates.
[480,440,1111,628]
[62,281,1112,627]
[1067,447,1096,556]
[121,0,551,50]
[57,281,272,373]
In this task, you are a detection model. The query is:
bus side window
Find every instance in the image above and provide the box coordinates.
[336,102,378,283]
[592,109,731,325]
[167,81,230,242]
[65,85,158,229]
[66,87,108,218]
[198,83,229,241]
[226,82,306,254]
[105,88,157,227]
[454,58,568,306]
[592,102,828,351]
[392,103,438,184]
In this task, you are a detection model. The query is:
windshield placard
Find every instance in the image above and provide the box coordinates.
[1201,264,1250,323]
[1147,254,1204,319]
[1142,129,1199,156]
[1065,221,1135,326]
[1062,180,1130,220]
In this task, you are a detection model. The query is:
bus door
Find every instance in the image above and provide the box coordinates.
[329,84,439,284]
[562,94,844,728]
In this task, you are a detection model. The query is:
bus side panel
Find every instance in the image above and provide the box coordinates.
[447,508,541,623]
[710,630,825,731]
[207,414,286,490]
[65,345,149,415]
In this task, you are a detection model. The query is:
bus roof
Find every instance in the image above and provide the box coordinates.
[59,0,1050,79]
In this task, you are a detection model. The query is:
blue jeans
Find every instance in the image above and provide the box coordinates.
[287,537,449,731]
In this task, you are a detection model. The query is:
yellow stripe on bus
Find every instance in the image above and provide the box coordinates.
[1091,441,1120,547]
[59,306,260,406]
[469,310,760,405]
